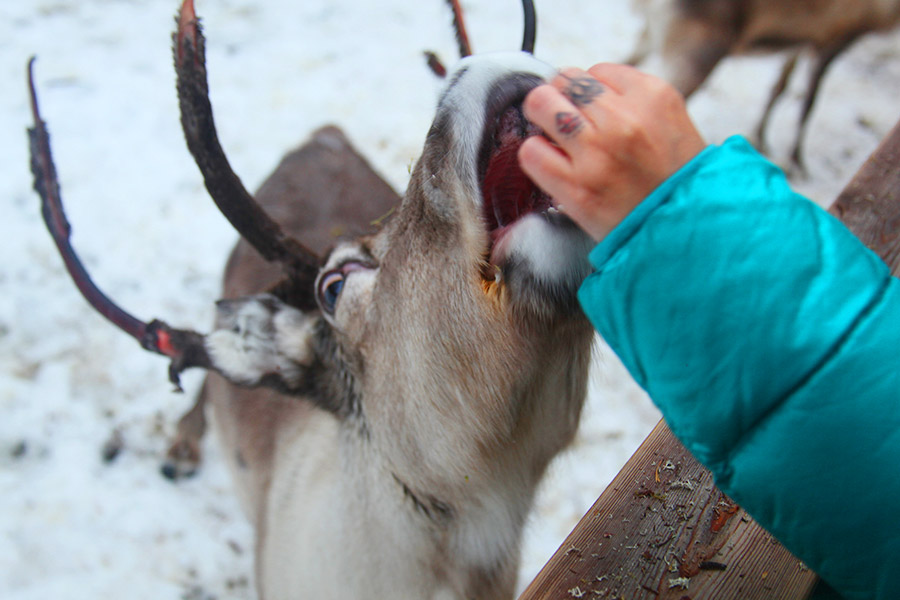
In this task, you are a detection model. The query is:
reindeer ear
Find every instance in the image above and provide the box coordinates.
[206,294,318,391]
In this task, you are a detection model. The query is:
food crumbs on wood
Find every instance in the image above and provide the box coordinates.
[668,576,690,590]
[711,501,739,532]
[669,479,695,491]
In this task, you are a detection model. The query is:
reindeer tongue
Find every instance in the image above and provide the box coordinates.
[482,107,546,238]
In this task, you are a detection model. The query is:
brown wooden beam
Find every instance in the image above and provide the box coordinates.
[829,117,900,275]
[520,117,900,600]
[518,421,817,599]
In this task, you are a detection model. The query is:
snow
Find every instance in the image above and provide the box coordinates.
[2,1,899,598]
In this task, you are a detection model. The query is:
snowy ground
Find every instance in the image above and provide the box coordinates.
[3,1,899,598]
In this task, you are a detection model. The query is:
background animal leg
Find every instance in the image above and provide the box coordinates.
[161,387,208,480]
[790,38,856,171]
[754,50,800,155]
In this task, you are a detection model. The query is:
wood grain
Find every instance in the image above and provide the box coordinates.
[829,118,900,275]
[518,422,817,599]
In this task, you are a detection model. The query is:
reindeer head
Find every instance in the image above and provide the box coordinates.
[202,51,594,490]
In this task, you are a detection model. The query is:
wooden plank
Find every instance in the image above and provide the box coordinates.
[829,117,900,275]
[518,421,817,599]
[520,117,900,600]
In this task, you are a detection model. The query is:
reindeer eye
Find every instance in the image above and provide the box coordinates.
[317,270,345,315]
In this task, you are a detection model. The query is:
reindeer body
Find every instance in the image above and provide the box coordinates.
[629,0,900,166]
[196,56,594,599]
[28,1,595,594]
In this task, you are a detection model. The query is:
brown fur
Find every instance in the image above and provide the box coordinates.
[163,125,398,481]
[629,0,900,167]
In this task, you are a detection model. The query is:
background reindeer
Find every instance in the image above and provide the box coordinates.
[5,1,900,598]
[628,0,900,169]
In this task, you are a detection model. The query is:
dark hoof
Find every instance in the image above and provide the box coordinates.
[160,461,179,480]
[161,437,201,481]
[160,459,198,481]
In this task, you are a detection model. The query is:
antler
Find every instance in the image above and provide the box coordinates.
[174,0,320,309]
[447,0,474,58]
[26,57,212,390]
[520,0,536,54]
[425,0,537,78]
[26,0,326,388]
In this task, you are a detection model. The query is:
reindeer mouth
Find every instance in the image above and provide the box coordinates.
[478,76,555,258]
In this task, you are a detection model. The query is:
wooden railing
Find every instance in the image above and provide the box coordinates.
[520,119,900,600]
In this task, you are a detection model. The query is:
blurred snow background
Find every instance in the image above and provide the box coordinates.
[2,1,899,598]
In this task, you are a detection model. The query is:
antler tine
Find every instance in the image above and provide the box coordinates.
[521,0,536,54]
[173,0,320,293]
[446,0,536,56]
[446,0,473,58]
[425,0,473,78]
[426,0,537,78]
[424,51,448,78]
[26,57,212,390]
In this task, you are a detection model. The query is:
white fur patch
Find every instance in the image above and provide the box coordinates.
[494,213,594,289]
[205,295,313,386]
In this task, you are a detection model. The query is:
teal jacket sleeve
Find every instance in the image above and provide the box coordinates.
[578,136,900,600]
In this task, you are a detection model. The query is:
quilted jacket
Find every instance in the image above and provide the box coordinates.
[578,136,900,600]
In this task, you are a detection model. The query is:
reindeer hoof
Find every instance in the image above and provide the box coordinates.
[161,437,202,481]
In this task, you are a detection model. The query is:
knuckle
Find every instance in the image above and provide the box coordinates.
[614,113,642,145]
[651,77,686,109]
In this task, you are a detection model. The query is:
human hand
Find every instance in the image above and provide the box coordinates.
[518,63,706,240]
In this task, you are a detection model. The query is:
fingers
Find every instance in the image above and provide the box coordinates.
[519,135,612,240]
[518,135,575,202]
[523,66,631,150]
[517,62,705,240]
[519,68,611,207]
[522,75,612,160]
[522,85,587,143]
[557,67,611,107]
[585,63,649,93]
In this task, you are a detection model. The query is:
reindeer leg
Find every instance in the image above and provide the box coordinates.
[647,3,741,99]
[754,50,799,155]
[790,38,855,173]
[161,386,208,480]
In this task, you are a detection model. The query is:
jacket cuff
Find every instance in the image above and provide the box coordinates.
[588,136,746,270]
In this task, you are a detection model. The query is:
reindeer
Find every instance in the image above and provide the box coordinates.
[27,1,595,598]
[627,0,900,169]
